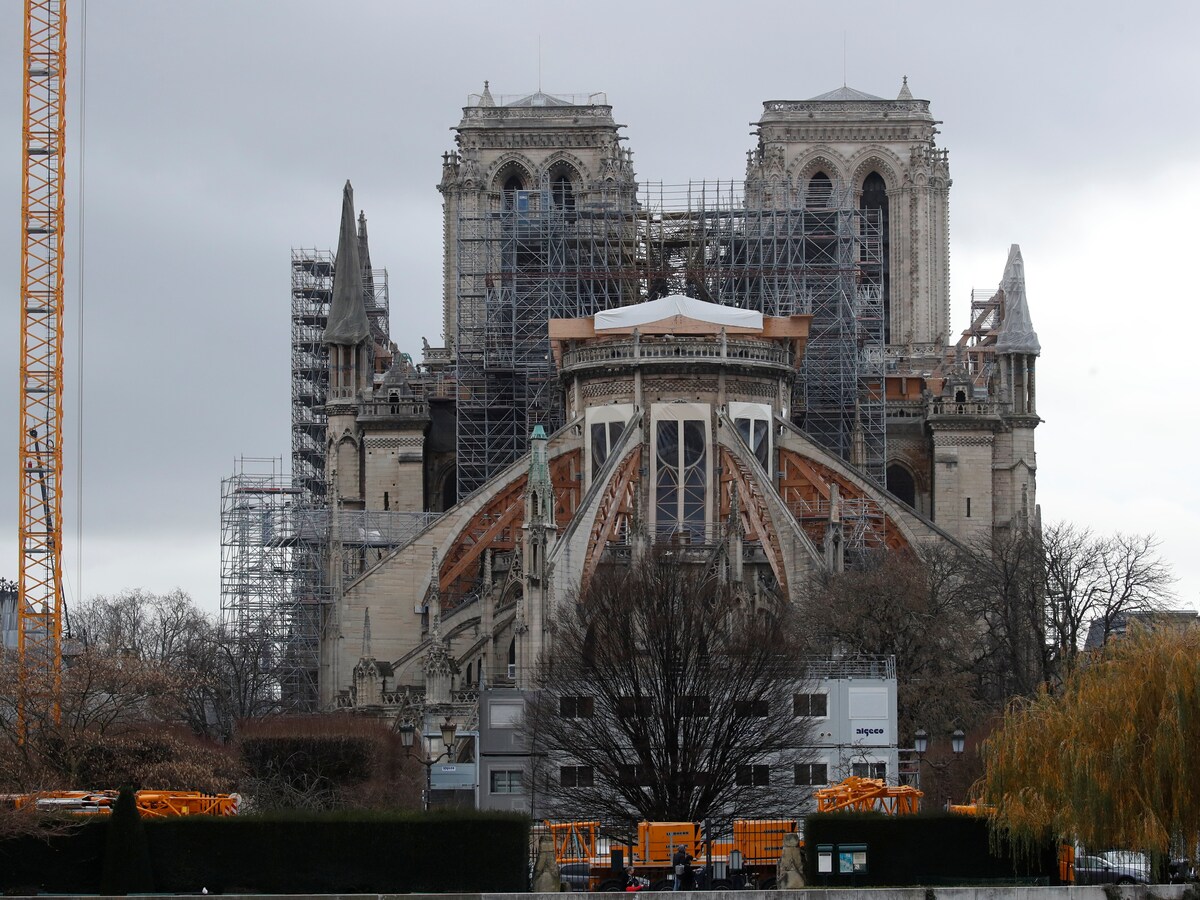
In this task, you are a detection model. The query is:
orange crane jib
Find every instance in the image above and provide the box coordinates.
[9,790,240,817]
[18,0,68,724]
[814,775,923,815]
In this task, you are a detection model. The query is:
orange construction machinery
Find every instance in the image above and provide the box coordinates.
[547,818,796,891]
[814,775,923,815]
[8,790,240,818]
[17,0,69,715]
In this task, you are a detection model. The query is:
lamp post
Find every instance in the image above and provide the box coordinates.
[399,718,458,811]
[912,727,966,809]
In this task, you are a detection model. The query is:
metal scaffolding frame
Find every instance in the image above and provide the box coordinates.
[218,247,396,710]
[453,179,885,498]
[219,458,305,709]
[220,457,441,711]
[290,249,391,508]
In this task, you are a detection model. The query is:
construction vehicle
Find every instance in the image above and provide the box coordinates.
[546,818,797,891]
[5,790,240,818]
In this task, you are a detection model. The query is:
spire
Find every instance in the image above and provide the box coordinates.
[526,425,554,525]
[897,76,913,100]
[995,244,1041,355]
[357,209,374,275]
[323,181,371,345]
[480,79,495,107]
[361,608,372,659]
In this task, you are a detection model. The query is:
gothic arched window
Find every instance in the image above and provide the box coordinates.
[806,171,833,207]
[886,463,916,509]
[860,171,891,343]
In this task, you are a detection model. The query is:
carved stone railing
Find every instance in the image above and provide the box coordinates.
[561,338,790,373]
[928,400,996,418]
[358,398,429,420]
[760,99,931,116]
[461,103,613,122]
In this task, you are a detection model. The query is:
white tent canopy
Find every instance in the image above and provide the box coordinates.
[594,294,763,331]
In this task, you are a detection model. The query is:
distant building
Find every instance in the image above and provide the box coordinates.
[0,579,17,652]
[1084,610,1200,651]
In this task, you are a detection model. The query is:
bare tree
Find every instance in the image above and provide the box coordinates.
[801,546,982,740]
[1044,525,1175,672]
[958,528,1051,700]
[69,589,284,741]
[0,648,235,791]
[524,551,814,821]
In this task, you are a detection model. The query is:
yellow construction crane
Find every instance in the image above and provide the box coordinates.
[17,0,67,709]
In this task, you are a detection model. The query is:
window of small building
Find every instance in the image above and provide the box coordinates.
[794,763,829,786]
[680,695,711,717]
[736,764,771,787]
[735,699,770,717]
[851,762,887,780]
[794,692,828,718]
[490,769,523,794]
[618,764,652,785]
[560,765,594,788]
[559,695,595,718]
[617,696,653,718]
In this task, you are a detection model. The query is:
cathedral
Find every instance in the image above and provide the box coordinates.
[303,80,1041,774]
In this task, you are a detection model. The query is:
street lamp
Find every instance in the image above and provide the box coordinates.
[912,727,967,809]
[399,718,458,810]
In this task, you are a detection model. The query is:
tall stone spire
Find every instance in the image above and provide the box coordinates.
[995,244,1041,355]
[323,181,371,345]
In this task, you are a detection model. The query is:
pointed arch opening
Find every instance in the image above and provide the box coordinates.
[805,171,833,207]
[886,463,916,509]
[860,171,891,343]
[547,161,579,212]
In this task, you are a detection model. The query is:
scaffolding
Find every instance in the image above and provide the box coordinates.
[290,249,391,508]
[219,458,307,709]
[453,179,885,498]
[220,457,441,710]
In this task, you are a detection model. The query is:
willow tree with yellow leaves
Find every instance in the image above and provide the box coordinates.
[976,625,1200,863]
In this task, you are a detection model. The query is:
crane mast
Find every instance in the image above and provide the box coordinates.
[17,0,66,688]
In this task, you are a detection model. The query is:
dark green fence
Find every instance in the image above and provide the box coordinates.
[803,811,1062,887]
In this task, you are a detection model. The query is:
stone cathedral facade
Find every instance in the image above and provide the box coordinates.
[312,81,1042,754]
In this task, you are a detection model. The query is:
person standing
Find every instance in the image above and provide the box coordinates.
[672,844,693,891]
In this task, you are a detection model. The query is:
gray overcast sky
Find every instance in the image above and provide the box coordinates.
[1,0,1197,615]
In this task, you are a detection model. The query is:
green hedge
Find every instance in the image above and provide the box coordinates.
[803,811,1062,887]
[0,811,529,894]
[0,818,107,894]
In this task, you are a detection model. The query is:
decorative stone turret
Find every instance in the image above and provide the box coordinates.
[517,425,556,689]
[325,181,372,507]
[423,615,453,704]
[992,244,1041,532]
